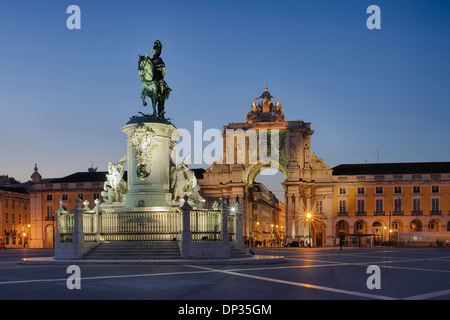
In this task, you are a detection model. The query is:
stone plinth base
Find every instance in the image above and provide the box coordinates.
[121,117,180,209]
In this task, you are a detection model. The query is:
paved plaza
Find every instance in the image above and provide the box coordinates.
[0,247,450,301]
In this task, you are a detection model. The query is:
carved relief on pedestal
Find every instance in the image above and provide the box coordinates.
[129,125,160,181]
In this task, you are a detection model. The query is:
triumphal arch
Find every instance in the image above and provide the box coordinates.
[200,88,334,246]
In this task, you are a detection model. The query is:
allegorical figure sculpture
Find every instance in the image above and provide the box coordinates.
[171,155,205,208]
[246,88,285,123]
[101,156,128,204]
[138,40,172,118]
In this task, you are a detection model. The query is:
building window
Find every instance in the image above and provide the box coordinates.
[413,186,421,194]
[392,221,399,230]
[412,175,422,181]
[12,213,15,222]
[357,199,365,213]
[5,199,8,208]
[375,175,384,182]
[339,188,346,195]
[375,187,383,194]
[431,186,439,194]
[93,193,100,201]
[355,221,364,232]
[77,194,84,200]
[431,174,441,181]
[357,187,365,195]
[315,200,323,213]
[375,199,384,213]
[339,200,347,213]
[394,175,403,181]
[394,199,402,213]
[62,194,68,201]
[429,220,436,230]
[46,194,53,201]
[5,212,8,222]
[432,198,440,213]
[46,206,53,219]
[413,199,421,213]
[394,186,402,194]
[337,220,347,231]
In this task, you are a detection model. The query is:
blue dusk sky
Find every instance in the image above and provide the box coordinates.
[0,0,449,198]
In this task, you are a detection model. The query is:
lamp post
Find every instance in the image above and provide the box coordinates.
[255,222,260,246]
[271,224,274,247]
[306,212,312,248]
[27,224,31,248]
[388,211,392,248]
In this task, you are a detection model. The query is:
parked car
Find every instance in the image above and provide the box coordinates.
[286,241,299,247]
[0,242,5,250]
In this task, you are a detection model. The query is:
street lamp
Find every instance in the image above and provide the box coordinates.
[27,224,31,246]
[255,222,260,245]
[306,212,312,248]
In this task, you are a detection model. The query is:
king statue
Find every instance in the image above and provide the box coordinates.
[138,40,172,118]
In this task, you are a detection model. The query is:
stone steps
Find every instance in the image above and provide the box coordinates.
[83,242,249,260]
[230,247,248,258]
[82,242,182,260]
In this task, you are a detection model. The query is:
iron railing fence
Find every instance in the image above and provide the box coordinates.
[190,209,221,241]
[98,210,182,242]
[57,208,228,243]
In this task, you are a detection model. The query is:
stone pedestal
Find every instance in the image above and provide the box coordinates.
[121,117,180,208]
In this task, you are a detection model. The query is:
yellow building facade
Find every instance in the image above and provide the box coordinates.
[0,186,30,248]
[29,171,105,249]
[332,163,450,246]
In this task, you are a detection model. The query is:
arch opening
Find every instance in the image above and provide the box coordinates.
[248,167,286,247]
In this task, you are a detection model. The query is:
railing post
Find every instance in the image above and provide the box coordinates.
[181,194,192,242]
[72,197,85,259]
[235,211,244,249]
[179,195,193,259]
[55,199,64,243]
[221,196,229,244]
[93,198,101,242]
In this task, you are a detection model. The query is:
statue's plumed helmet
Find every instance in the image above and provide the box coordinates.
[153,40,162,53]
